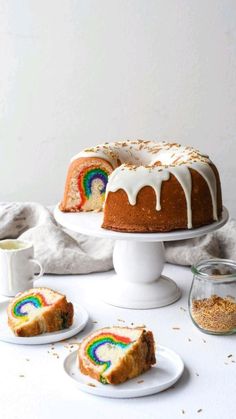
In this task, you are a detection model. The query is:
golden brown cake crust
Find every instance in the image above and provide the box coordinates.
[102,163,222,232]
[105,330,156,384]
[78,328,156,385]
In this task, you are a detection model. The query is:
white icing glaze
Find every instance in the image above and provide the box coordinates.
[72,140,218,228]
[71,140,210,167]
[72,149,119,168]
[106,166,170,211]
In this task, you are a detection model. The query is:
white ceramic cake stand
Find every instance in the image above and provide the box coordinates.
[54,206,228,309]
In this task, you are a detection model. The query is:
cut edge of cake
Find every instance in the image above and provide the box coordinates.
[78,326,156,385]
[7,287,74,337]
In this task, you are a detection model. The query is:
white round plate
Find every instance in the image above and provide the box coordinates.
[54,205,228,242]
[0,301,89,345]
[63,345,184,398]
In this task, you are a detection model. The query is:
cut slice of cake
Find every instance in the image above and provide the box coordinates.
[7,287,74,337]
[59,157,114,212]
[78,326,156,384]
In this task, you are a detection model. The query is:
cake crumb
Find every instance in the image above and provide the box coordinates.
[227,354,233,358]
[117,319,125,323]
[137,380,144,384]
[92,321,98,324]
[52,352,59,357]
[172,327,180,330]
[87,383,96,387]
[25,358,30,361]
[197,409,203,413]
[181,409,185,414]
[188,338,192,342]
[195,372,199,377]
[19,374,25,378]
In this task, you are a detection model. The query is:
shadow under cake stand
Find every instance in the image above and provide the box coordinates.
[54,206,228,309]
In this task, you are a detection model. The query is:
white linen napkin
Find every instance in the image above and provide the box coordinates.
[165,219,236,265]
[0,202,235,274]
[0,202,113,274]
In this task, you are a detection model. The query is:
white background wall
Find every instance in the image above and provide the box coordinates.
[0,0,236,216]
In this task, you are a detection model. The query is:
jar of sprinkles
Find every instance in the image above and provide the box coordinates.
[189,259,236,335]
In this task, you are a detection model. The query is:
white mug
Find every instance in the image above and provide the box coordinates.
[0,239,44,297]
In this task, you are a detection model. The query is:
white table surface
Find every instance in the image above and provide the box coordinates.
[0,263,235,419]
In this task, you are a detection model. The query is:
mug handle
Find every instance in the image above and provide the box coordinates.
[29,259,44,279]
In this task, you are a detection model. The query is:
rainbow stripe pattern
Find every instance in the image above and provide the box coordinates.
[78,166,109,208]
[12,292,49,322]
[85,332,133,380]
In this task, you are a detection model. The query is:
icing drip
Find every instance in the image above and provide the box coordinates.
[106,166,170,211]
[106,163,218,229]
[86,332,133,374]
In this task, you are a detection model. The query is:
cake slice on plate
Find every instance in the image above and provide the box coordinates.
[7,287,74,337]
[78,326,156,384]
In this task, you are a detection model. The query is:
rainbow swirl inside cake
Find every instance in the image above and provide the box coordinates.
[12,292,49,321]
[85,332,133,373]
[78,167,109,209]
[78,327,156,385]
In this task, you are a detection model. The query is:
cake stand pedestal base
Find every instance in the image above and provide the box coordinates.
[103,274,181,309]
[54,206,228,310]
[103,240,180,309]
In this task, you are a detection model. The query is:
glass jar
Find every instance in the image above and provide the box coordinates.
[189,259,236,335]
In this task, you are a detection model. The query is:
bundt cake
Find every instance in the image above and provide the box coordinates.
[7,287,74,337]
[60,140,222,232]
[78,326,156,384]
